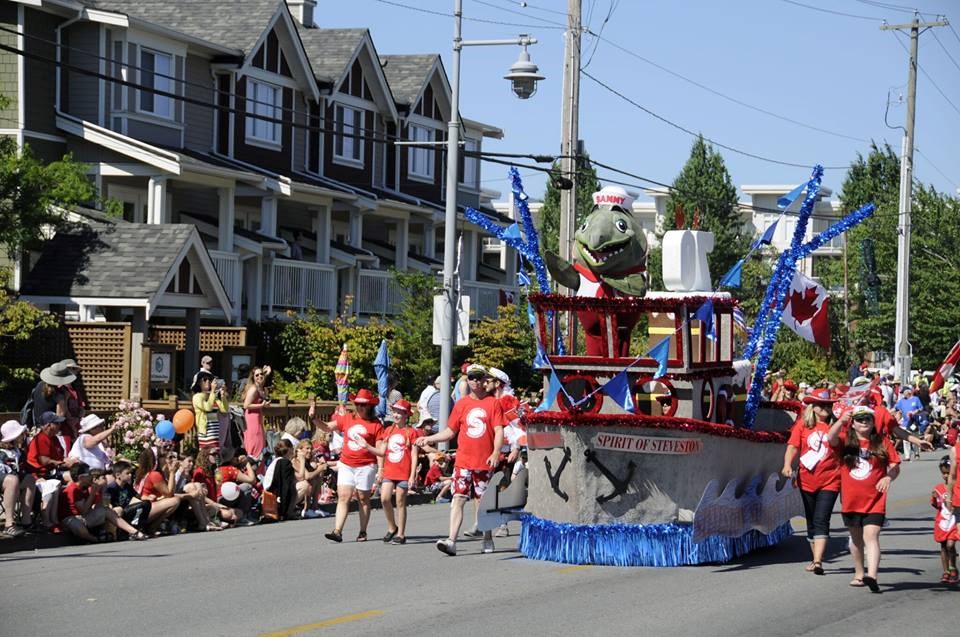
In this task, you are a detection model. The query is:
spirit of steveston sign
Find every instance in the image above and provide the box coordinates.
[591,433,702,455]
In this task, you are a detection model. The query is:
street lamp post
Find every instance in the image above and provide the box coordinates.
[436,0,543,434]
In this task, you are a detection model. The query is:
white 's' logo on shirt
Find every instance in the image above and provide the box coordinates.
[806,431,826,452]
[465,408,488,439]
[850,456,872,481]
[346,424,368,452]
[387,433,405,463]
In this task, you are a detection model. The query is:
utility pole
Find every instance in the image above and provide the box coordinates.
[558,0,581,352]
[881,13,947,385]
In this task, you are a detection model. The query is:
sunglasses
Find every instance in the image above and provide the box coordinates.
[467,373,487,381]
[852,416,874,423]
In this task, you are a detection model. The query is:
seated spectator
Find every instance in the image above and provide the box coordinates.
[59,462,147,542]
[0,420,35,536]
[26,411,77,479]
[216,450,259,525]
[192,449,243,526]
[164,452,220,532]
[283,417,309,447]
[312,429,334,462]
[133,448,182,533]
[263,440,300,521]
[68,414,114,471]
[104,461,151,536]
[292,439,327,519]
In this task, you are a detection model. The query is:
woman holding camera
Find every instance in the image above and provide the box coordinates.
[193,370,228,453]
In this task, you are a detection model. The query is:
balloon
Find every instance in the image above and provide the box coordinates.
[173,409,195,434]
[220,481,239,502]
[155,419,175,441]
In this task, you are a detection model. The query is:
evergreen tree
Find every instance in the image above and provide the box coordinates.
[664,135,745,283]
[537,153,601,256]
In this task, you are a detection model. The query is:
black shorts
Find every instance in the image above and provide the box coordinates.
[842,512,885,528]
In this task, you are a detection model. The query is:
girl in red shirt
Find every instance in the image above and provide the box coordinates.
[828,405,900,592]
[931,455,958,584]
[371,399,420,545]
[782,388,842,576]
[133,448,182,532]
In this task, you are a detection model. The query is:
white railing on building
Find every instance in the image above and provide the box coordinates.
[268,259,336,315]
[209,250,242,320]
[462,281,517,320]
[356,269,405,316]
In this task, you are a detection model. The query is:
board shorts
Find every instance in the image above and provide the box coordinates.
[451,467,492,499]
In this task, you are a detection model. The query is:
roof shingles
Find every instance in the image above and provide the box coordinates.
[379,54,437,107]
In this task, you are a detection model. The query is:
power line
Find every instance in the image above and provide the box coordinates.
[950,22,960,47]
[469,0,567,28]
[372,0,564,29]
[582,27,869,143]
[495,0,568,17]
[931,29,960,73]
[581,70,850,170]
[778,0,882,21]
[853,0,933,16]
[582,0,618,70]
[892,30,960,116]
[915,146,959,189]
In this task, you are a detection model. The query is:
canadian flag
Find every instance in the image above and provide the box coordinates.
[780,271,831,349]
[930,338,960,392]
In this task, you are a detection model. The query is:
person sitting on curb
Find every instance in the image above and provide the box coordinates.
[59,462,147,542]
[0,420,36,537]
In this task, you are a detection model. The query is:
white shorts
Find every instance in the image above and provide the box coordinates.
[336,463,376,492]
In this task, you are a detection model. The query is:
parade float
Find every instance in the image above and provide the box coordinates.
[468,166,876,566]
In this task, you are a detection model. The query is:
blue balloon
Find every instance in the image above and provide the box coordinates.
[155,419,175,441]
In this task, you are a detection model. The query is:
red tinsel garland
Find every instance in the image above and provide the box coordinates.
[529,293,740,313]
[543,361,737,381]
[761,400,804,415]
[523,411,788,444]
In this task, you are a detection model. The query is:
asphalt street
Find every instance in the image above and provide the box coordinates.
[1,454,956,637]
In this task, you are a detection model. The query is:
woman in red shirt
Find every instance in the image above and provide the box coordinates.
[371,399,420,544]
[782,388,842,576]
[828,405,901,592]
[133,448,182,532]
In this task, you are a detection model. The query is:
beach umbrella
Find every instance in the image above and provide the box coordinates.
[374,339,390,419]
[334,343,350,407]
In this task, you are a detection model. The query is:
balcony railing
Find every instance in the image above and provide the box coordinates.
[209,250,242,320]
[268,259,336,315]
[356,269,404,316]
[462,281,517,320]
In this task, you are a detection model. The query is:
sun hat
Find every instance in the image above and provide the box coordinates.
[488,367,510,386]
[59,358,80,370]
[417,411,436,427]
[850,376,872,389]
[220,481,240,502]
[79,414,106,433]
[391,399,412,414]
[191,369,215,393]
[802,388,838,404]
[39,411,65,426]
[40,362,76,387]
[352,388,380,405]
[1,420,26,443]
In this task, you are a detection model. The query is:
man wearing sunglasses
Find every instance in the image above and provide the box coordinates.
[417,364,504,556]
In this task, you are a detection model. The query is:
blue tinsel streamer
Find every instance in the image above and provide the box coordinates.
[519,514,793,567]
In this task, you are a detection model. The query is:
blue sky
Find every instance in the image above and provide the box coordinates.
[320,0,960,204]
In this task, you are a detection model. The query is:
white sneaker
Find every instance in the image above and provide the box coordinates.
[494,524,509,538]
[436,538,457,556]
[481,538,495,554]
[302,509,322,519]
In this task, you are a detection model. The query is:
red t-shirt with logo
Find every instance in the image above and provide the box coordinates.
[137,470,167,499]
[787,420,841,492]
[448,395,505,471]
[334,413,383,467]
[59,481,101,519]
[835,428,900,514]
[377,425,421,482]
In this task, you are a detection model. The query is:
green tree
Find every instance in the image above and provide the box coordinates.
[664,135,746,283]
[469,303,538,390]
[389,269,440,393]
[537,154,602,257]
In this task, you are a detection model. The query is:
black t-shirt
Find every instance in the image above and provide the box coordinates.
[917,386,931,410]
[31,381,61,423]
[105,482,137,508]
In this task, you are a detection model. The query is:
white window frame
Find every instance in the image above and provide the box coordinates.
[245,78,282,148]
[460,137,479,189]
[408,123,435,181]
[137,48,174,119]
[107,185,147,224]
[334,104,364,166]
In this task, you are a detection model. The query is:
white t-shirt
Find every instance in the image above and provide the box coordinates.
[68,433,111,470]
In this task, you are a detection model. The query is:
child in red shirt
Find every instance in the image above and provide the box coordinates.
[828,405,900,592]
[932,455,959,584]
[60,463,146,542]
[370,399,420,544]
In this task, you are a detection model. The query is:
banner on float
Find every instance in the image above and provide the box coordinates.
[592,433,703,455]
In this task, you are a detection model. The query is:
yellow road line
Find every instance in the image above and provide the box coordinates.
[259,610,385,637]
[557,564,594,573]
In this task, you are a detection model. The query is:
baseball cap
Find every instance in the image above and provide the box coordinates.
[39,411,65,426]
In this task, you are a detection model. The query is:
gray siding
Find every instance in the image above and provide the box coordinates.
[184,53,213,152]
[293,95,306,172]
[22,138,68,164]
[67,138,128,164]
[0,2,18,127]
[64,22,100,123]
[24,9,60,136]
[126,118,182,147]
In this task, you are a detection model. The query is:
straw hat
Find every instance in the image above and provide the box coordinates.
[79,414,106,433]
[40,362,76,387]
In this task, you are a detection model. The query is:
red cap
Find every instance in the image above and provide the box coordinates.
[391,399,412,413]
[352,388,380,405]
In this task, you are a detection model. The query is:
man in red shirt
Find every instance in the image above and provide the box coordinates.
[26,412,77,477]
[417,364,504,556]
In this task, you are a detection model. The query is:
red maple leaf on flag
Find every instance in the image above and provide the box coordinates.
[788,286,821,323]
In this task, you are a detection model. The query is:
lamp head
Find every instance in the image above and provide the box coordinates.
[504,46,544,100]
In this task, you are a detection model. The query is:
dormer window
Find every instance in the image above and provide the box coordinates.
[408,124,434,180]
[246,78,281,146]
[334,104,363,164]
[139,49,173,118]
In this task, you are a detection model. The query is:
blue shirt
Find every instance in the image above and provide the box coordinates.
[894,395,922,416]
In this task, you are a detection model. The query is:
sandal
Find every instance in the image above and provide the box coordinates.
[812,562,824,576]
[391,536,406,545]
[849,578,864,587]
[382,530,397,543]
[129,531,148,541]
[3,525,26,538]
[804,562,817,572]
[940,572,952,584]
[862,576,879,593]
[949,570,959,584]
[324,530,343,543]
[205,523,223,532]
[356,530,367,542]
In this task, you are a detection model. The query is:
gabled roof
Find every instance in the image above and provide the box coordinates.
[296,26,367,84]
[79,0,280,54]
[380,54,439,107]
[19,217,232,319]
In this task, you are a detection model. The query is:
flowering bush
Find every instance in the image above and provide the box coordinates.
[109,400,157,462]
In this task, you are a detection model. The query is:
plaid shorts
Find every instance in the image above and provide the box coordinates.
[451,467,492,499]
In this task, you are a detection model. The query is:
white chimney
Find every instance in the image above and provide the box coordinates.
[287,0,316,28]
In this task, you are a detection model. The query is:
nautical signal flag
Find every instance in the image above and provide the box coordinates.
[780,271,831,349]
[692,299,716,341]
[536,370,562,412]
[602,370,635,413]
[719,258,744,289]
[930,338,960,392]
[649,336,671,379]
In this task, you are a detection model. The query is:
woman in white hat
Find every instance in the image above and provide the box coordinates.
[68,414,115,471]
[0,421,35,537]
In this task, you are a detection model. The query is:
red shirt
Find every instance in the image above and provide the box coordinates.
[26,431,64,474]
[334,413,382,467]
[138,470,167,499]
[834,428,900,514]
[377,425,421,482]
[59,481,100,519]
[192,468,217,500]
[872,404,898,436]
[424,463,442,487]
[448,395,505,471]
[954,442,960,507]
[932,482,960,543]
[787,420,841,492]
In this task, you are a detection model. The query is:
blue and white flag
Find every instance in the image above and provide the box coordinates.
[719,258,744,289]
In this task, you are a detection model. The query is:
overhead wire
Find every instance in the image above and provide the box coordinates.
[892,30,960,116]
[582,0,618,70]
[930,29,960,73]
[469,0,567,28]
[778,0,883,21]
[372,0,564,29]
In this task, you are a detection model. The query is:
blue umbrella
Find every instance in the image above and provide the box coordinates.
[374,339,390,419]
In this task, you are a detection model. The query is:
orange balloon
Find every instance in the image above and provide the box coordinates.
[173,409,195,434]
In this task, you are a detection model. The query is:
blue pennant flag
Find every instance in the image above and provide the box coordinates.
[602,370,636,413]
[751,219,779,249]
[719,258,744,288]
[692,299,716,341]
[536,370,562,412]
[517,269,531,287]
[373,339,390,418]
[533,344,549,368]
[777,182,806,209]
[649,336,671,379]
[502,223,522,241]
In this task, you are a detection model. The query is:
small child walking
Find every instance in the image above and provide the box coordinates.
[932,455,959,584]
